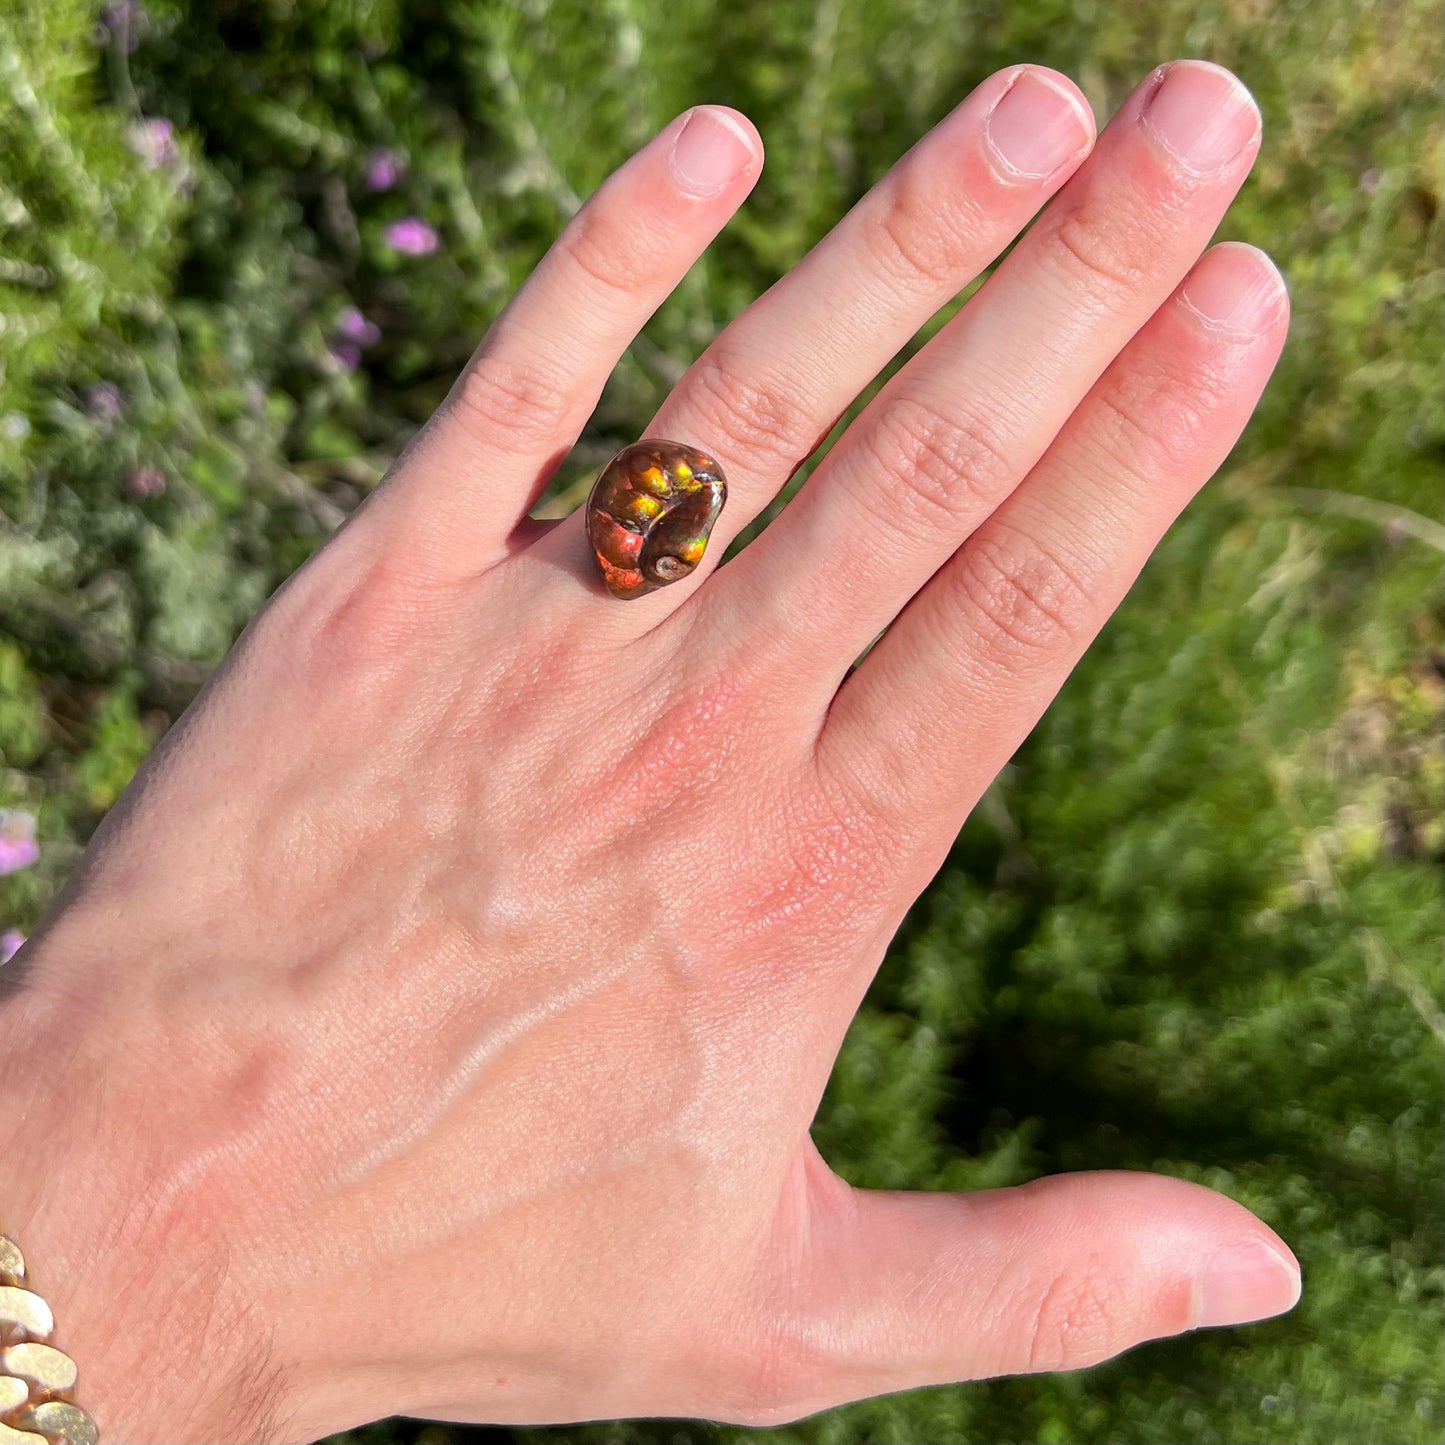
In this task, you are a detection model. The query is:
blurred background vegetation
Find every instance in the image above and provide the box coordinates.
[1,0,1441,1441]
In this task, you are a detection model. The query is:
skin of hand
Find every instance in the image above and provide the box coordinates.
[0,59,1300,1444]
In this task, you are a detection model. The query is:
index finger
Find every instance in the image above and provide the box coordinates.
[367,106,763,576]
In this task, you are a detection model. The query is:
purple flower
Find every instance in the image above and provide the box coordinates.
[364,149,404,192]
[0,811,38,877]
[129,117,179,169]
[1359,167,1384,194]
[327,307,382,372]
[85,381,125,428]
[383,217,439,256]
[335,307,382,346]
[125,466,167,499]
[0,931,23,966]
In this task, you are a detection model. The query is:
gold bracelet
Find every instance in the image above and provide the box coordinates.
[0,1219,98,1445]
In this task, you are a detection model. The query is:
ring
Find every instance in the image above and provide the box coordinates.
[585,439,728,599]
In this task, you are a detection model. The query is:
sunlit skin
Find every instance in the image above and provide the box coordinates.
[0,61,1297,1445]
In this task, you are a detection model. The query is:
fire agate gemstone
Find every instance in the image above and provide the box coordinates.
[585,439,727,599]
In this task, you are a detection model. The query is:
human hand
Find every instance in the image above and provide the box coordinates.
[1,59,1298,1444]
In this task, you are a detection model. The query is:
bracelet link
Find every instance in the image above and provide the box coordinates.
[0,1222,97,1445]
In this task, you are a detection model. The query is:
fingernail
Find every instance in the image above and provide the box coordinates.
[1197,1240,1302,1328]
[1143,60,1261,173]
[1180,243,1288,335]
[986,70,1094,179]
[669,106,756,198]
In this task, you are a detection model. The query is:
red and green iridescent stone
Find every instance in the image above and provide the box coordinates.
[585,440,727,599]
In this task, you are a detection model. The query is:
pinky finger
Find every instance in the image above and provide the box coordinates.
[818,242,1290,846]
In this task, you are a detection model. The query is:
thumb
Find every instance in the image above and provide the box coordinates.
[745,1165,1300,1423]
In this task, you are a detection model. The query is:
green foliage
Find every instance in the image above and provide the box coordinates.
[2,0,1441,1442]
[74,677,150,808]
[0,639,43,767]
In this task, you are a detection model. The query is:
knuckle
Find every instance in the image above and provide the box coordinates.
[1092,365,1223,481]
[861,183,983,296]
[1050,205,1152,295]
[951,525,1090,662]
[700,762,898,967]
[862,393,1013,532]
[448,351,578,449]
[671,735,903,967]
[562,202,663,299]
[1024,1263,1123,1373]
[291,549,459,696]
[683,353,820,477]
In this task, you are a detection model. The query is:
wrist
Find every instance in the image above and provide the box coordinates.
[1,951,293,1443]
